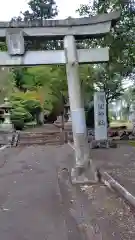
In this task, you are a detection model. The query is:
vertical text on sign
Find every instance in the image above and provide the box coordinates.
[94,91,107,141]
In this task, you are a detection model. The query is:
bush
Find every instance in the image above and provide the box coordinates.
[11,107,32,122]
[12,119,25,130]
[10,107,32,130]
[10,93,42,122]
[22,99,42,116]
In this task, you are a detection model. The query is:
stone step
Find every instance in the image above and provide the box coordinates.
[18,131,64,146]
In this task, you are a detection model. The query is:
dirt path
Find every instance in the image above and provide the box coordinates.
[1,144,135,239]
[0,145,80,240]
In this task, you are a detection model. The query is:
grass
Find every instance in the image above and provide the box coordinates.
[129,141,135,146]
[110,121,133,130]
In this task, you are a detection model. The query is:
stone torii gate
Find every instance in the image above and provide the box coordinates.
[0,11,120,182]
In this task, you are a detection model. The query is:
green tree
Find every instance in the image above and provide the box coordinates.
[23,99,42,124]
[10,0,63,123]
[0,42,7,51]
[77,0,135,78]
[23,0,58,21]
[10,0,64,123]
[11,0,62,51]
[77,0,135,124]
[11,66,68,119]
[12,67,29,92]
[92,64,124,123]
[12,63,98,122]
[79,65,95,105]
[12,0,58,22]
[0,68,16,104]
[10,91,43,126]
[27,66,68,116]
[10,107,32,130]
[121,86,135,120]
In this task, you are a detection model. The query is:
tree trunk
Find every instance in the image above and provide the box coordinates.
[61,112,64,130]
[35,112,42,125]
[106,100,109,127]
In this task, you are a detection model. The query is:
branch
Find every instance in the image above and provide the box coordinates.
[108,90,123,102]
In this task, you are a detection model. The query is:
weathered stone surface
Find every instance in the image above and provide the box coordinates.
[0,48,109,66]
[90,139,117,149]
[0,11,120,39]
[0,11,120,28]
[0,131,14,146]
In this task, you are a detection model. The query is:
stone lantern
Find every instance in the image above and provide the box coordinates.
[0,98,13,132]
[64,100,72,133]
[64,100,72,123]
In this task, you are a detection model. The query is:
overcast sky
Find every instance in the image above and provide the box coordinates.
[0,0,89,21]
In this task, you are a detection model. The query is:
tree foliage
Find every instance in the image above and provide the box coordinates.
[8,0,66,126]
[77,0,135,104]
[11,0,62,51]
[23,0,58,21]
[12,66,68,112]
[0,68,16,104]
[12,0,58,22]
[1,0,134,128]
[10,90,43,127]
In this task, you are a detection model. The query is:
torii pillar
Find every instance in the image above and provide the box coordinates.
[64,35,95,181]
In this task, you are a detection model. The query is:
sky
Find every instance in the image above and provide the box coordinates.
[0,0,89,21]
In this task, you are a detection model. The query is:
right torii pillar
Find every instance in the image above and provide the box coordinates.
[64,12,120,183]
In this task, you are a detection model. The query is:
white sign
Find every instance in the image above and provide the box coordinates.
[71,108,86,134]
[94,92,107,141]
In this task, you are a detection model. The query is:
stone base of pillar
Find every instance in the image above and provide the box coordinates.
[64,115,72,131]
[90,139,117,149]
[54,116,63,128]
[71,160,98,184]
[68,115,72,122]
[55,115,62,123]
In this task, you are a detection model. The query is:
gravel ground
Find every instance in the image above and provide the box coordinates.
[77,184,135,240]
[0,145,80,240]
[0,147,24,168]
[1,144,135,239]
[91,144,135,196]
[58,144,135,239]
[64,143,135,239]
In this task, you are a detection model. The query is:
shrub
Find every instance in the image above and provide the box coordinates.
[12,119,25,131]
[22,99,42,116]
[10,107,32,130]
[10,92,42,122]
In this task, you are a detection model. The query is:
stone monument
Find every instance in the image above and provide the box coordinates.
[0,98,13,132]
[0,98,13,145]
